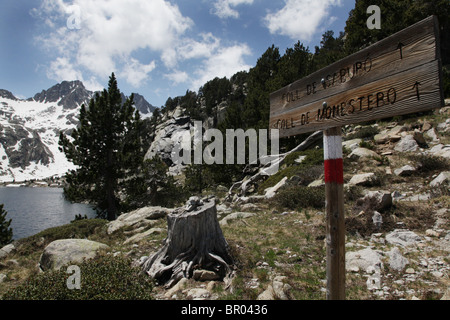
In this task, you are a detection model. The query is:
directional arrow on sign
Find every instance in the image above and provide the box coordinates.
[413,81,421,101]
[397,42,405,59]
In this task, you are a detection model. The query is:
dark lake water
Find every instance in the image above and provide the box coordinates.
[0,187,97,240]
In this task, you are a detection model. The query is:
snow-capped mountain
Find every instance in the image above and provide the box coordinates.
[0,81,156,183]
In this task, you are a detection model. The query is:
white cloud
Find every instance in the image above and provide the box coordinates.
[46,56,103,92]
[34,0,192,87]
[165,70,189,85]
[264,0,342,41]
[191,44,252,91]
[33,0,253,97]
[47,57,83,81]
[177,33,220,60]
[121,58,156,88]
[83,77,103,92]
[212,0,254,19]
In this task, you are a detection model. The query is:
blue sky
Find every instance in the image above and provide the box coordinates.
[0,0,355,108]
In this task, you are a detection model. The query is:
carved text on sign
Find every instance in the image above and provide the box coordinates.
[269,16,444,138]
[281,57,373,104]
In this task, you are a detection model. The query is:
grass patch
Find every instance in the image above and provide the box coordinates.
[2,254,154,300]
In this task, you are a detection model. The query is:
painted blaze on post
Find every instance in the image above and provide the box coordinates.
[269,15,444,139]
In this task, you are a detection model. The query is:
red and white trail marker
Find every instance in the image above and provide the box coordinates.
[323,132,344,185]
[323,127,345,300]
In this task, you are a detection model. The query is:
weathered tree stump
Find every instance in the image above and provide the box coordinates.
[142,197,234,287]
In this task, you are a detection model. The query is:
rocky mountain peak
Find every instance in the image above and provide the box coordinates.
[132,92,157,114]
[0,89,17,101]
[120,92,156,115]
[31,80,93,109]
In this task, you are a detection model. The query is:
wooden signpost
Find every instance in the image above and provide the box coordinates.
[269,16,444,300]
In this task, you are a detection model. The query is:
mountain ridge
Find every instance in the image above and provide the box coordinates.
[0,80,157,183]
[13,80,157,114]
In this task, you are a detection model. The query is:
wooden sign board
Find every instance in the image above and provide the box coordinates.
[270,16,444,138]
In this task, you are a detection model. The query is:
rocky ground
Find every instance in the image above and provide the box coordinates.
[0,105,449,300]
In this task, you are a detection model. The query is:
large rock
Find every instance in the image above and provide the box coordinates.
[0,243,15,259]
[193,269,220,281]
[387,247,409,271]
[394,164,416,176]
[144,111,191,175]
[348,147,379,160]
[394,135,419,152]
[219,212,256,226]
[39,239,109,271]
[385,229,423,247]
[346,247,383,273]
[257,285,275,300]
[388,125,408,136]
[374,125,406,144]
[430,171,450,188]
[425,128,440,143]
[107,206,173,234]
[257,276,291,300]
[427,144,450,159]
[348,172,377,186]
[357,190,392,211]
[342,138,362,151]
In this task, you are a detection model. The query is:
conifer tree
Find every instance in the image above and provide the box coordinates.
[0,204,12,246]
[59,73,144,221]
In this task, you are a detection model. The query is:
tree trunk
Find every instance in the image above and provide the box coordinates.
[105,148,117,221]
[142,198,233,287]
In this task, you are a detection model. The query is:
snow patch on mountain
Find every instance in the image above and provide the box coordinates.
[0,96,79,182]
[0,80,156,183]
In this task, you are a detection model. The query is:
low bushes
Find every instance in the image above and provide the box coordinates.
[2,254,153,300]
[271,186,325,211]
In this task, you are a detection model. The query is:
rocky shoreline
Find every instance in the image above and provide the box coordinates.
[0,177,65,188]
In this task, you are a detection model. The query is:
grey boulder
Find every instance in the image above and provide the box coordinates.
[39,239,109,271]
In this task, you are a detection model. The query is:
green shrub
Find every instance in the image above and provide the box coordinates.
[345,185,364,202]
[272,185,325,210]
[2,255,153,300]
[359,140,374,150]
[408,154,449,174]
[345,126,379,140]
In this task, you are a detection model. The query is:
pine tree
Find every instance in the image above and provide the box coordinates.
[59,73,144,221]
[0,204,13,246]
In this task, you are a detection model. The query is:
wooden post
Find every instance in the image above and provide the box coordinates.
[323,126,345,300]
